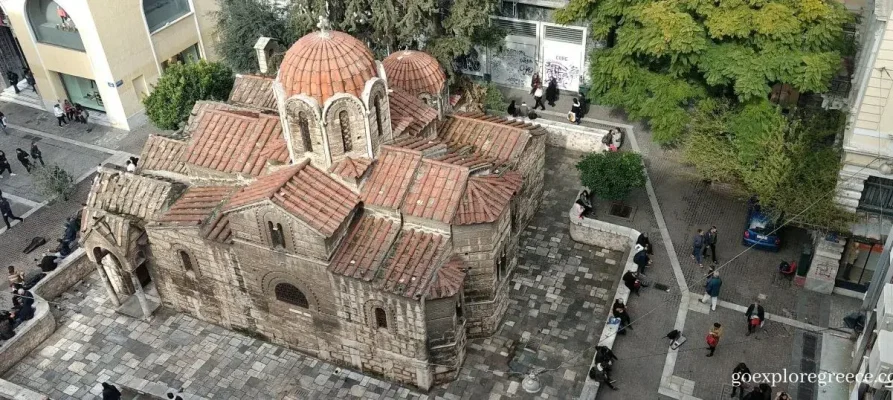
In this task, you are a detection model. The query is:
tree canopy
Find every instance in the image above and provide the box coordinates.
[556,0,852,143]
[577,151,647,203]
[143,61,234,130]
[215,0,504,80]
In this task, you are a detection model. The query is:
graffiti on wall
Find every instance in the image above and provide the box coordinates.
[456,47,484,75]
[543,39,584,91]
[545,57,581,90]
[490,44,536,88]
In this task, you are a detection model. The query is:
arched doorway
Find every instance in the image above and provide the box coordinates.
[91,245,157,320]
[92,247,133,305]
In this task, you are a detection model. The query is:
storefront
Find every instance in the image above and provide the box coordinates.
[59,73,103,111]
[838,176,893,292]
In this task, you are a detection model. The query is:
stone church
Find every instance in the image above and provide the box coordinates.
[79,23,545,390]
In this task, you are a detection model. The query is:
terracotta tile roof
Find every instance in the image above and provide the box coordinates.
[204,213,232,244]
[382,51,446,96]
[427,256,466,299]
[138,135,188,174]
[391,135,447,154]
[388,88,438,137]
[402,160,469,224]
[229,75,277,111]
[329,156,373,180]
[433,151,496,171]
[329,216,400,280]
[86,169,176,221]
[157,186,235,226]
[183,109,289,176]
[361,146,423,210]
[454,172,522,225]
[278,30,378,104]
[437,112,533,163]
[225,162,360,236]
[377,228,447,298]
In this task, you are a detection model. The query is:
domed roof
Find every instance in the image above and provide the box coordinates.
[382,50,446,96]
[278,30,378,104]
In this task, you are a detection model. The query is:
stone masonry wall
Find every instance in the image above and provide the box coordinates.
[516,133,546,229]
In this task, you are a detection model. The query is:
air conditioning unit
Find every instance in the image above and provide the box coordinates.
[868,330,893,389]
[877,284,893,331]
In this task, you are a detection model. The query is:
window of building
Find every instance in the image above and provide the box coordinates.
[178,250,193,271]
[161,43,200,70]
[59,73,104,111]
[268,221,286,249]
[274,283,309,308]
[373,94,384,139]
[298,112,312,152]
[339,110,352,152]
[26,0,84,51]
[374,307,387,329]
[144,0,191,33]
[455,300,463,319]
[497,246,508,280]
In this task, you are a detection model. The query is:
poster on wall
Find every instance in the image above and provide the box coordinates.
[542,26,586,92]
[490,42,537,89]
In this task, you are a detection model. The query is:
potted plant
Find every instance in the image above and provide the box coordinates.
[576,151,646,218]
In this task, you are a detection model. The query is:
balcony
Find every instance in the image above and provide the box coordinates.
[26,0,83,51]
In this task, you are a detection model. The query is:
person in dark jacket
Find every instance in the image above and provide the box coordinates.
[623,270,646,296]
[613,299,632,335]
[743,383,772,400]
[0,311,13,340]
[745,300,765,336]
[700,271,722,311]
[29,142,43,167]
[0,151,15,178]
[702,226,718,265]
[23,68,35,92]
[6,70,18,94]
[636,233,652,254]
[12,288,34,326]
[570,98,582,125]
[506,100,517,117]
[545,77,559,107]
[633,246,651,274]
[102,382,122,400]
[0,195,23,229]
[15,148,31,172]
[691,229,705,268]
[731,362,751,399]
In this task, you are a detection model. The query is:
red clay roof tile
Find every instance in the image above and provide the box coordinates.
[329,216,400,280]
[229,75,278,111]
[278,31,378,104]
[388,88,438,137]
[329,156,373,180]
[402,160,469,224]
[377,228,447,298]
[138,135,188,174]
[437,112,533,164]
[382,51,446,96]
[361,146,423,210]
[183,109,289,177]
[427,256,466,299]
[453,172,522,225]
[158,186,236,226]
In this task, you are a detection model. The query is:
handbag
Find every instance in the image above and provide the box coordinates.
[567,111,576,122]
[706,334,718,347]
[750,317,760,327]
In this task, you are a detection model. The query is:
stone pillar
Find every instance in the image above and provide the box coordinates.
[129,272,152,321]
[94,262,121,307]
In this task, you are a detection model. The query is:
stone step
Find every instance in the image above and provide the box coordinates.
[815,248,844,262]
[835,196,859,210]
[837,179,865,193]
[837,188,862,200]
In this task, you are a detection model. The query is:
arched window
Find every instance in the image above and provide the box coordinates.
[178,250,193,272]
[298,112,312,152]
[268,221,286,249]
[373,94,384,139]
[339,110,352,152]
[374,307,388,329]
[143,0,191,33]
[26,0,84,50]
[274,283,309,308]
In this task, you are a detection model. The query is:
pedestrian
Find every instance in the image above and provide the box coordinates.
[530,72,541,96]
[703,226,718,265]
[633,244,651,274]
[623,270,647,296]
[7,266,23,289]
[29,142,43,167]
[0,111,8,135]
[12,288,34,325]
[63,99,75,122]
[731,362,751,399]
[636,232,653,254]
[588,361,618,390]
[102,382,122,400]
[23,68,35,92]
[125,159,136,173]
[706,322,722,357]
[507,100,517,117]
[700,271,722,311]
[774,391,790,400]
[691,229,705,268]
[75,103,88,124]
[519,101,530,119]
[15,149,31,173]
[745,299,765,336]
[613,298,632,335]
[602,129,614,151]
[545,77,558,107]
[53,104,67,126]
[743,383,772,400]
[0,151,14,178]
[533,85,545,110]
[6,70,18,94]
[0,195,23,229]
[570,98,582,125]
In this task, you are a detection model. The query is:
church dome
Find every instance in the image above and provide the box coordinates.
[278,30,378,105]
[382,50,446,96]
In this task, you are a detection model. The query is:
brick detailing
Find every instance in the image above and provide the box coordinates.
[382,50,446,97]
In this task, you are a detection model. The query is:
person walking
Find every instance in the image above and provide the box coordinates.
[6,70,18,94]
[700,271,722,311]
[29,142,43,167]
[636,232,653,254]
[0,111,8,135]
[23,68,35,92]
[530,72,542,96]
[102,382,122,400]
[533,85,545,110]
[0,195,23,229]
[545,77,558,107]
[633,244,651,274]
[15,149,31,173]
[745,300,765,336]
[613,298,632,335]
[706,322,723,357]
[570,98,583,125]
[53,104,67,126]
[0,151,15,178]
[731,362,751,399]
[703,226,719,265]
[691,229,705,268]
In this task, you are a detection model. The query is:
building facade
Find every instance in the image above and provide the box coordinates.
[78,26,545,389]
[0,0,218,130]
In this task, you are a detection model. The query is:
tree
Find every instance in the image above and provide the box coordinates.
[33,165,74,202]
[215,0,296,73]
[143,61,234,130]
[556,0,852,144]
[482,83,506,114]
[576,151,647,206]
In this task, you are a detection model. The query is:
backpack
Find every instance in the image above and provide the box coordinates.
[588,366,604,381]
[706,334,718,347]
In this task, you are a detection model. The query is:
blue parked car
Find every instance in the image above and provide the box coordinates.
[742,209,781,251]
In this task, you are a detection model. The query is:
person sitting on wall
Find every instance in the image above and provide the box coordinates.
[0,310,14,340]
[12,288,34,327]
[575,190,593,218]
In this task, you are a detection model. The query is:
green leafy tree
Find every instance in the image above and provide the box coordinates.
[556,0,852,144]
[482,83,506,114]
[215,0,297,73]
[143,61,234,130]
[576,152,647,206]
[33,165,74,202]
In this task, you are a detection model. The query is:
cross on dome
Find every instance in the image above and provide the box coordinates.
[317,15,331,36]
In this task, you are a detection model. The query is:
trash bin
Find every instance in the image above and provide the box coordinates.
[797,244,813,276]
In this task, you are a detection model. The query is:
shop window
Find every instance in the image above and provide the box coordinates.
[339,110,352,152]
[144,0,191,33]
[178,250,193,271]
[274,283,309,308]
[26,0,84,51]
[374,307,388,329]
[837,239,883,292]
[161,43,201,70]
[267,221,285,249]
[298,112,312,152]
[59,73,104,112]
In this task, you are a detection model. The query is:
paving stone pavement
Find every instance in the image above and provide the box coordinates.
[3,145,623,399]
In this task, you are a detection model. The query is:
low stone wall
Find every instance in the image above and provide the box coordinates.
[568,202,640,400]
[32,248,91,301]
[507,116,608,153]
[0,380,47,400]
[0,297,54,377]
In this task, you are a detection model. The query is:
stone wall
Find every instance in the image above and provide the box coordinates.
[509,116,608,153]
[31,248,93,301]
[516,132,547,230]
[0,293,54,376]
[0,379,48,400]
